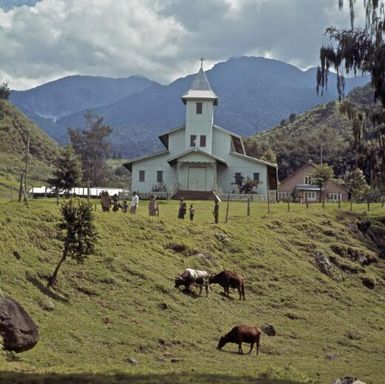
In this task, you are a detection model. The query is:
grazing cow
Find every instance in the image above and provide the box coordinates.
[209,270,245,300]
[175,268,209,296]
[217,324,276,355]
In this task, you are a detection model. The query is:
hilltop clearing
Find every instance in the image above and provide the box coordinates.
[0,199,384,383]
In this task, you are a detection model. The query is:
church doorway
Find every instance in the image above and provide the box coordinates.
[187,167,207,191]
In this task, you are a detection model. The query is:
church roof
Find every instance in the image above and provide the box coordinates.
[182,66,218,105]
[167,147,227,167]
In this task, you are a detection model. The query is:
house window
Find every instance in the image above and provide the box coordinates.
[157,170,163,183]
[253,173,260,182]
[234,172,243,186]
[328,192,341,202]
[278,192,290,201]
[196,102,203,114]
[305,191,316,201]
[304,176,313,185]
[190,135,197,147]
[200,135,206,147]
[139,170,145,182]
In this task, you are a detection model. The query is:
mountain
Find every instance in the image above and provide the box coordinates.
[11,56,369,157]
[11,75,159,120]
[244,84,374,180]
[0,98,59,197]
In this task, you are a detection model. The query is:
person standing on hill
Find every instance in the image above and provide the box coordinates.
[130,191,139,214]
[148,195,159,216]
[189,204,195,221]
[178,197,187,219]
[213,200,219,224]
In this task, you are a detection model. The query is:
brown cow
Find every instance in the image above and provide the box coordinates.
[217,324,276,355]
[209,270,245,300]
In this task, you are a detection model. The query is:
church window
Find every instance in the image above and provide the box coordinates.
[139,170,145,182]
[253,172,260,182]
[196,102,203,114]
[304,176,313,184]
[190,135,197,147]
[200,135,206,147]
[157,170,163,183]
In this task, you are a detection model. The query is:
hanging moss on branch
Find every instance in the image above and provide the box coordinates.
[318,1,385,186]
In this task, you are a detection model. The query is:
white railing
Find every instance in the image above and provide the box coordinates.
[137,191,169,200]
[218,190,277,202]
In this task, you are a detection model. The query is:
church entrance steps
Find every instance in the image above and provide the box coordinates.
[172,190,214,200]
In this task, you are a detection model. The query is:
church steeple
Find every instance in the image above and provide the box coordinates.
[182,60,218,153]
[182,61,218,105]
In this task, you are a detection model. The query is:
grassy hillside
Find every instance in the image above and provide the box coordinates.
[245,85,374,180]
[0,99,58,198]
[0,199,384,383]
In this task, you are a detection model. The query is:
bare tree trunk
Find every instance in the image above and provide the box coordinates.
[48,246,68,288]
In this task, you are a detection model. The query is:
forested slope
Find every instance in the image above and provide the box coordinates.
[245,85,374,180]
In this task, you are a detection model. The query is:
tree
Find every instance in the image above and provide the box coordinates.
[318,1,385,186]
[312,164,334,203]
[345,168,371,201]
[0,83,10,100]
[48,146,82,196]
[48,198,98,288]
[261,148,277,164]
[69,112,112,186]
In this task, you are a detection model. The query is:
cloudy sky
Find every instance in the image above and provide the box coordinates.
[0,0,363,90]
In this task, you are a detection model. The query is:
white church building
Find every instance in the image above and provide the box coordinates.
[124,64,277,199]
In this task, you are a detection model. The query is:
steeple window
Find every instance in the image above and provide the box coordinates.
[200,135,206,147]
[190,135,197,147]
[196,102,203,114]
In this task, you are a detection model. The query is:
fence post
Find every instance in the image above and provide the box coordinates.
[247,197,250,217]
[267,193,271,213]
[287,199,290,212]
[18,173,23,203]
[367,201,370,212]
[305,193,309,209]
[350,198,353,212]
[225,194,230,223]
[338,194,341,209]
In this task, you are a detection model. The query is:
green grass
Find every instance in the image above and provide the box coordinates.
[0,199,384,383]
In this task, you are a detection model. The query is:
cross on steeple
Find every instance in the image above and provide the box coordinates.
[199,57,205,69]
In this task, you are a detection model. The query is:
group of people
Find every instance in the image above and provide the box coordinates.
[100,191,220,222]
[177,198,195,221]
[177,195,220,223]
[130,191,159,216]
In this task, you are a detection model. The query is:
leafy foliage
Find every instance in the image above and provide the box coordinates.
[318,0,385,186]
[49,198,98,287]
[313,164,335,202]
[48,146,82,194]
[60,198,97,263]
[69,113,112,186]
[0,83,10,100]
[344,168,371,200]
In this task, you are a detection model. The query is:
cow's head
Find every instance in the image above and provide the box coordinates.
[174,277,185,288]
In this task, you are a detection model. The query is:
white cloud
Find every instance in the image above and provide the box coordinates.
[0,0,360,89]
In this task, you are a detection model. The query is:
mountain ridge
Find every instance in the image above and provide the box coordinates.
[10,56,370,158]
